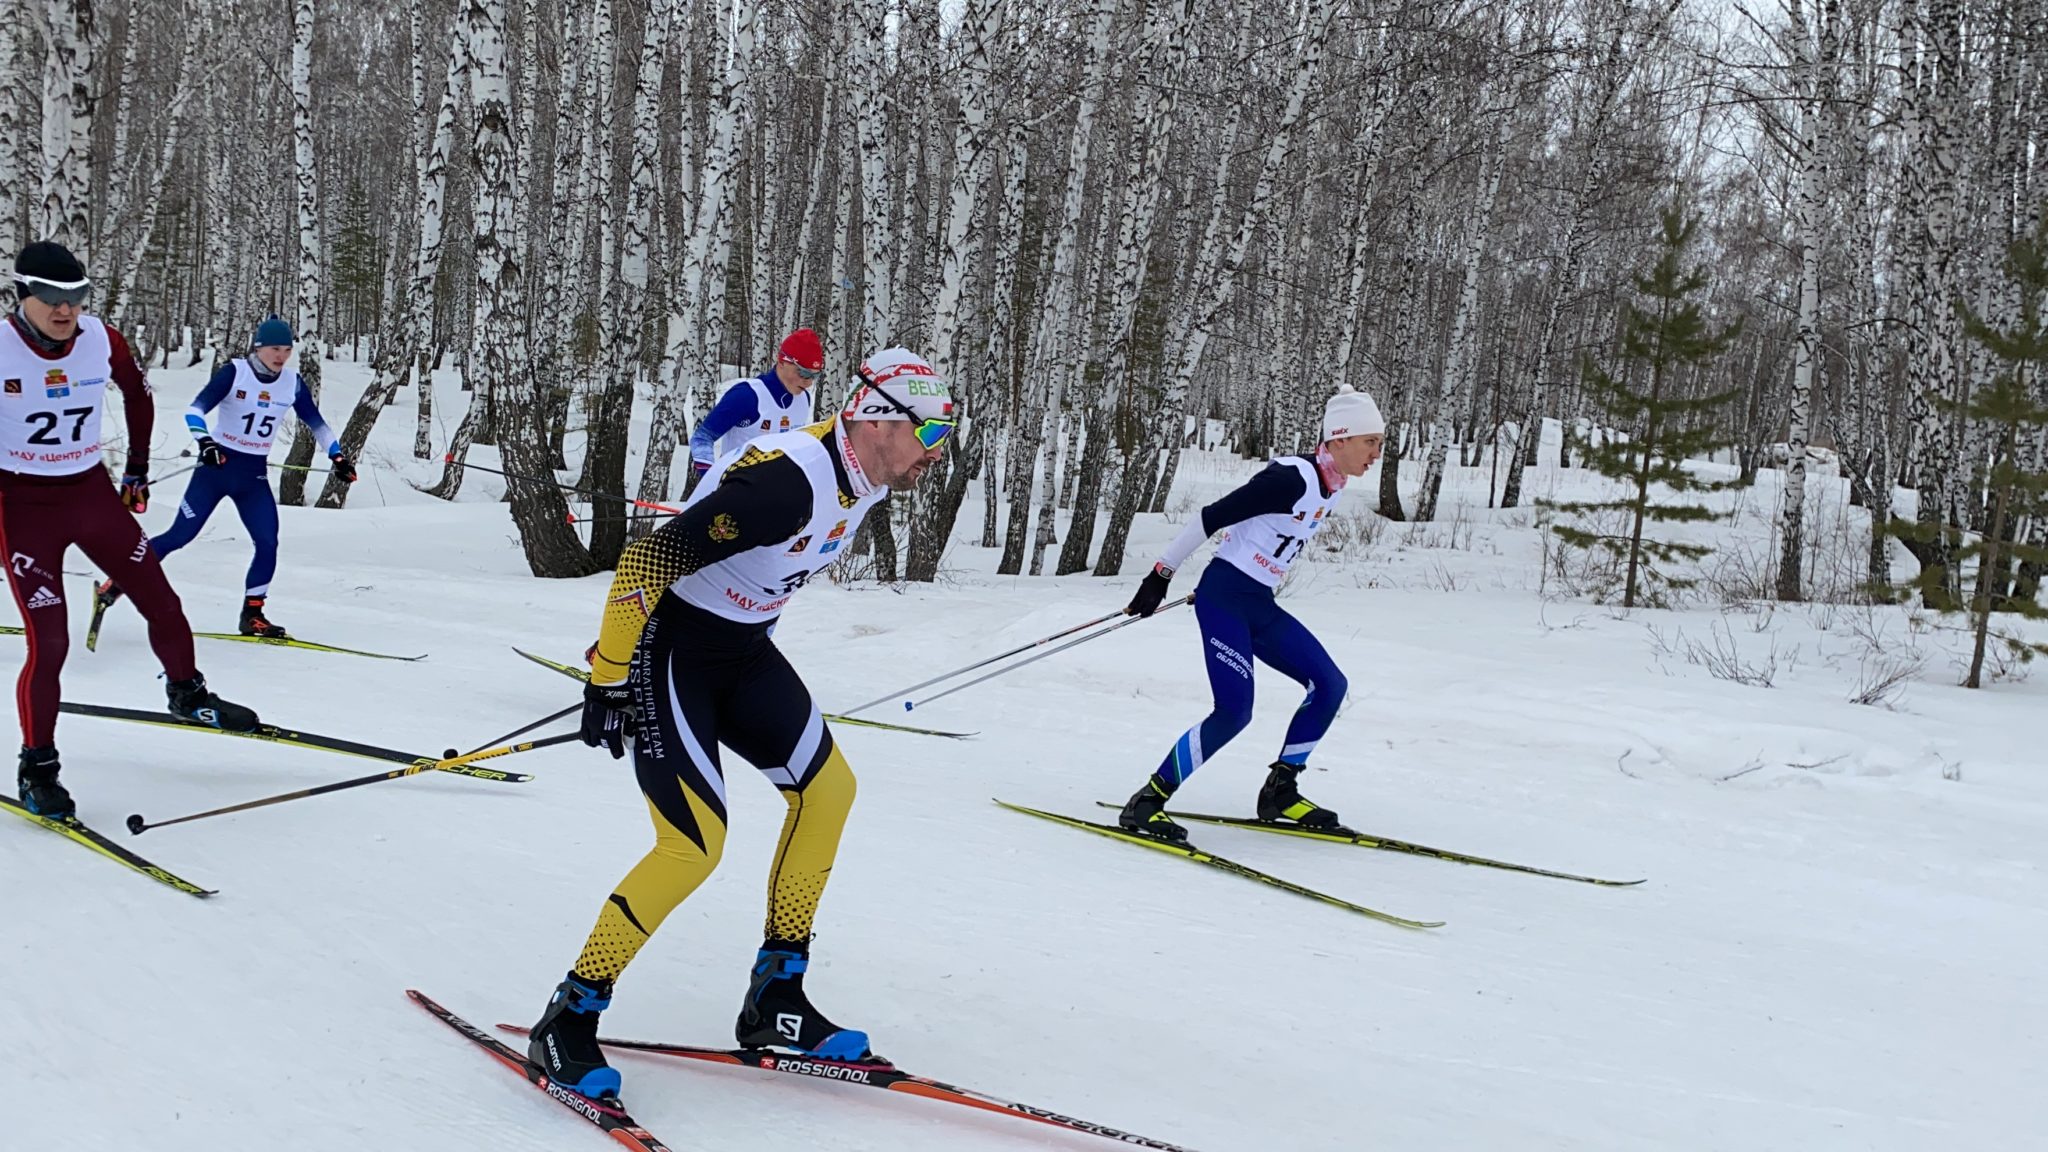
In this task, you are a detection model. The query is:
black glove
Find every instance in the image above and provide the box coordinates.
[329,451,357,484]
[580,679,636,759]
[118,472,150,513]
[197,437,227,468]
[1127,563,1174,617]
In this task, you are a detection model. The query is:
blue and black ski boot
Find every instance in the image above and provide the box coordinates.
[166,674,260,733]
[528,973,622,1100]
[736,939,874,1061]
[17,745,74,819]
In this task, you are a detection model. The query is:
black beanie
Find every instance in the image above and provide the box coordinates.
[15,240,87,284]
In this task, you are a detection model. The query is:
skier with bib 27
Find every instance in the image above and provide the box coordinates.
[1118,384,1386,843]
[0,241,259,819]
[95,315,354,639]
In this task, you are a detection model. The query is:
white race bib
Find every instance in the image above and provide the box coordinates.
[714,376,815,462]
[211,359,300,455]
[1211,457,1341,587]
[676,421,885,622]
[0,316,114,476]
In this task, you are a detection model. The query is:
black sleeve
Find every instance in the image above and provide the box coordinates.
[1198,462,1307,534]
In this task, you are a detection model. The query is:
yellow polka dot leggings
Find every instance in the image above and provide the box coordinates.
[571,596,856,985]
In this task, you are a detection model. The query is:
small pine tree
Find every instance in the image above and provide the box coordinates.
[1896,220,2048,687]
[1543,204,1743,608]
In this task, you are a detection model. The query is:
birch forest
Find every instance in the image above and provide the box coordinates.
[16,0,2046,603]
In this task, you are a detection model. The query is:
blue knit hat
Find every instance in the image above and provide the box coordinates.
[252,314,294,348]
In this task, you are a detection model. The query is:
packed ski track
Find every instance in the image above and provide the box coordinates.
[5,360,2043,1152]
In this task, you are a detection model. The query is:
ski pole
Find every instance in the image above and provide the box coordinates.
[463,701,582,756]
[123,732,581,835]
[446,456,685,515]
[836,608,1131,718]
[270,461,333,474]
[905,596,1193,712]
[565,511,673,525]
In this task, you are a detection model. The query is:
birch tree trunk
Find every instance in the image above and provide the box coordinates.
[905,0,1003,583]
[1415,108,1511,524]
[109,4,204,329]
[783,74,838,340]
[416,4,473,463]
[852,0,893,349]
[325,2,468,506]
[461,0,591,576]
[985,118,1031,562]
[1003,0,1116,576]
[278,0,324,507]
[38,0,94,255]
[1056,0,1193,576]
[639,0,755,510]
[1503,18,1642,508]
[1096,0,1333,576]
[589,0,672,564]
[1776,0,1837,602]
[0,14,24,261]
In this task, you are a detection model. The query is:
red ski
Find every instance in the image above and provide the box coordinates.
[496,1022,1204,1152]
[408,991,676,1152]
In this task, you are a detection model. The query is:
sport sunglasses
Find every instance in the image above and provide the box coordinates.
[778,355,823,381]
[17,275,90,308]
[858,372,956,449]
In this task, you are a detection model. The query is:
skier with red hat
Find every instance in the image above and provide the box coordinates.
[686,328,825,478]
[0,240,259,821]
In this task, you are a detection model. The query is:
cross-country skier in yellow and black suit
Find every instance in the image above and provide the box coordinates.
[527,348,957,1102]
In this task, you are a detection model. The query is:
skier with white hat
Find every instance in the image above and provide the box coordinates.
[1119,384,1386,842]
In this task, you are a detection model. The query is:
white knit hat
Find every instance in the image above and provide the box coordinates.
[1321,384,1384,442]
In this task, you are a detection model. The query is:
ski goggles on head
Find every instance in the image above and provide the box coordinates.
[857,375,956,449]
[16,275,90,308]
[778,356,823,381]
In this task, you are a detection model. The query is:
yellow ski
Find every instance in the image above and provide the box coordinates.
[995,800,1441,929]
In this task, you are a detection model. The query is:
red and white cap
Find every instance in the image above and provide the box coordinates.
[843,347,954,424]
[1322,384,1384,442]
[777,328,825,372]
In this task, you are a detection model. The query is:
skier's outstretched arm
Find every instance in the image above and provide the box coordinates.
[1127,462,1308,616]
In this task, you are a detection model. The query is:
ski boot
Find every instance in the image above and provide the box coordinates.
[16,746,74,819]
[166,674,261,732]
[529,973,623,1100]
[1256,761,1342,830]
[239,596,288,639]
[736,939,875,1061]
[1117,778,1188,843]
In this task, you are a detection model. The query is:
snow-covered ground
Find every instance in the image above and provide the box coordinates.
[5,356,2043,1151]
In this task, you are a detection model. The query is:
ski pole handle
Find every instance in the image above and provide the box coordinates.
[906,596,1193,712]
[836,608,1129,718]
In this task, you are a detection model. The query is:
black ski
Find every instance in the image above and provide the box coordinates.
[493,1023,1206,1152]
[1093,802,1646,886]
[407,990,677,1152]
[511,647,977,739]
[997,800,1441,929]
[0,793,215,896]
[58,702,532,782]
